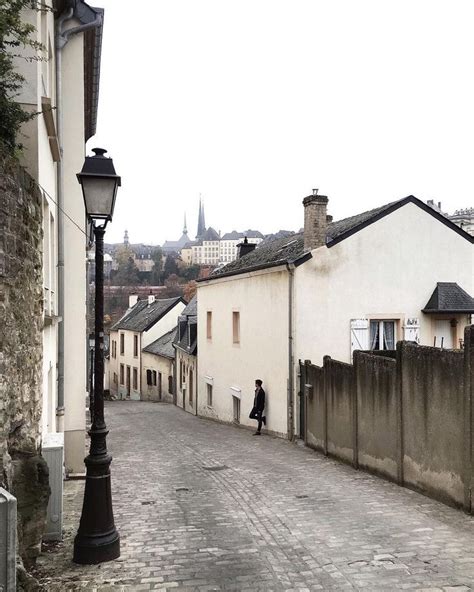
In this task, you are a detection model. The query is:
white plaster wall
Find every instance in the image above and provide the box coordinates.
[61,31,88,472]
[294,202,474,367]
[176,349,197,414]
[116,330,141,400]
[197,269,289,436]
[141,302,185,348]
[141,352,174,402]
[108,330,119,397]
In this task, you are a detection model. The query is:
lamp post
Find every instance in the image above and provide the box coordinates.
[73,148,121,564]
[88,333,95,426]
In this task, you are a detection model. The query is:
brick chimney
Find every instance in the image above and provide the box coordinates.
[148,294,156,306]
[129,294,138,308]
[303,189,329,251]
[237,237,257,259]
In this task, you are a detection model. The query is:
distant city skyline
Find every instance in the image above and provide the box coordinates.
[87,0,474,245]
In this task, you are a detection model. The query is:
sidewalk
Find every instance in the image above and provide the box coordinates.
[35,401,474,591]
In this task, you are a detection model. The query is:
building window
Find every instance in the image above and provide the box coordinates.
[233,311,240,344]
[120,364,124,385]
[133,367,138,390]
[233,396,240,424]
[207,311,212,340]
[133,334,138,357]
[179,360,183,388]
[152,370,157,386]
[370,320,396,350]
[189,369,193,404]
[146,369,152,386]
[112,340,116,359]
[120,333,124,355]
[207,383,213,406]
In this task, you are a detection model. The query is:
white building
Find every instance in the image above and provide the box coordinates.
[15,0,104,472]
[141,328,177,403]
[197,193,474,440]
[108,295,185,400]
[174,296,198,414]
[219,231,264,264]
[449,208,474,236]
[191,227,221,265]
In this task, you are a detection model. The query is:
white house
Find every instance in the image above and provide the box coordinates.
[174,296,198,414]
[197,193,474,440]
[14,0,104,472]
[108,295,185,400]
[141,328,177,403]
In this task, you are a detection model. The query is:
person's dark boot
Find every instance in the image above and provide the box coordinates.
[262,416,266,426]
[253,431,261,435]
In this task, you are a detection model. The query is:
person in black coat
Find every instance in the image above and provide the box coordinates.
[249,379,266,435]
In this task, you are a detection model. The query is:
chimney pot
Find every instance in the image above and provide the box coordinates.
[303,192,329,251]
[148,294,156,306]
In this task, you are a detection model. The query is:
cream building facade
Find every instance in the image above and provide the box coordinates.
[15,0,104,472]
[174,296,198,414]
[108,296,185,400]
[197,194,474,440]
[141,328,177,403]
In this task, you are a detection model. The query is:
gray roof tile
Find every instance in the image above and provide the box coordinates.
[110,297,183,332]
[143,327,178,358]
[207,196,473,281]
[423,283,474,313]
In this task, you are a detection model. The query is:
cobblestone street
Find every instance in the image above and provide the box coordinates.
[37,401,474,591]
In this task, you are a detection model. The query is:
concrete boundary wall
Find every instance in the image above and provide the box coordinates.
[301,325,474,512]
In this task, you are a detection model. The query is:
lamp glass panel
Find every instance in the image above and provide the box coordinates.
[81,177,117,218]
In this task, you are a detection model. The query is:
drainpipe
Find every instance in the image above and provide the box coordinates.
[286,262,296,440]
[55,6,103,431]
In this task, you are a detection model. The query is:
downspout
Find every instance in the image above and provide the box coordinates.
[286,262,296,440]
[55,7,103,431]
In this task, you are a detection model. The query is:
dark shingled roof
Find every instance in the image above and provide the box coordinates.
[110,297,184,332]
[181,294,197,316]
[173,295,197,355]
[143,327,178,358]
[204,196,474,281]
[423,283,474,313]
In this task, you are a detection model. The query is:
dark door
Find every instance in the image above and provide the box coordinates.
[126,366,131,397]
[158,372,162,400]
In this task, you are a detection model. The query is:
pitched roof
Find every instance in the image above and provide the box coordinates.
[221,230,264,240]
[173,295,197,355]
[201,227,220,241]
[143,327,178,358]
[181,294,197,316]
[110,297,183,332]
[423,283,474,313]
[204,196,473,281]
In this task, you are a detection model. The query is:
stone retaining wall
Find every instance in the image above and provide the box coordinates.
[0,151,50,571]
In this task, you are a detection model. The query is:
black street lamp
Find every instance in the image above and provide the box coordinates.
[73,148,121,564]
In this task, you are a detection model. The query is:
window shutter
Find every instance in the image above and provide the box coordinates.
[403,318,420,343]
[350,319,369,356]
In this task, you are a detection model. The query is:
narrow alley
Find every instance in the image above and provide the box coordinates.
[37,402,474,591]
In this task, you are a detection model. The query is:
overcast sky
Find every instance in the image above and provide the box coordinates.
[88,0,474,246]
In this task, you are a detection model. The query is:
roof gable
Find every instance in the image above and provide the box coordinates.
[204,196,473,281]
[110,297,184,332]
[143,327,178,358]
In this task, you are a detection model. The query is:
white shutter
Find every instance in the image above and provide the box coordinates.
[350,319,369,356]
[403,317,420,343]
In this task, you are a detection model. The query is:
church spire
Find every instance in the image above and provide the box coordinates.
[183,213,188,235]
[196,194,206,238]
